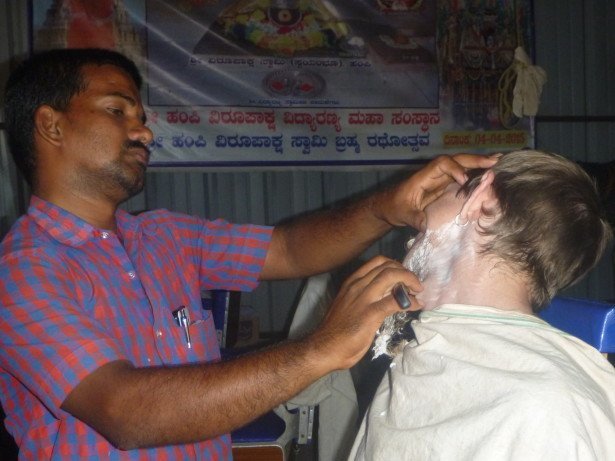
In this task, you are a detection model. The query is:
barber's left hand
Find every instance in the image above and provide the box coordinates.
[374,153,500,231]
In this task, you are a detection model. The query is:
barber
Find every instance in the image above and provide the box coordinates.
[0,48,497,459]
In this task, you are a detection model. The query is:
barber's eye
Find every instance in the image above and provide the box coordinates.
[109,108,124,116]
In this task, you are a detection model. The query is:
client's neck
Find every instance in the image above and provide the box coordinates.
[417,227,533,315]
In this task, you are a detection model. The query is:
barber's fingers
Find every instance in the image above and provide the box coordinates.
[449,152,501,183]
[341,254,395,280]
[358,270,423,318]
[341,255,422,295]
[376,154,500,231]
[313,258,422,369]
[363,258,426,319]
[416,153,500,197]
[451,152,502,167]
[333,256,422,324]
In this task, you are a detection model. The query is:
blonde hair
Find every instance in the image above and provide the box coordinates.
[462,150,613,311]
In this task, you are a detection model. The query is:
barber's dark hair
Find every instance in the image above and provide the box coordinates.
[460,150,613,312]
[4,48,142,187]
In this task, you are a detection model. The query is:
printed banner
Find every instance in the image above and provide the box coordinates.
[31,0,535,168]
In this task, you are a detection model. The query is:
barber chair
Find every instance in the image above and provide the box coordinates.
[539,296,615,354]
[205,274,359,461]
[203,289,320,461]
[216,345,306,461]
[230,406,296,461]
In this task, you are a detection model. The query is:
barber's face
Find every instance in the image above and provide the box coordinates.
[57,64,153,202]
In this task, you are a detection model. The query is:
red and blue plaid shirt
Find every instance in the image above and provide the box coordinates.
[0,196,272,460]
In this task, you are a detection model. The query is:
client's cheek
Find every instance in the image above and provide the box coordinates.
[402,235,423,270]
[414,278,438,310]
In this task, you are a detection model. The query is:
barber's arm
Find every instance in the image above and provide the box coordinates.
[260,153,499,280]
[61,256,420,450]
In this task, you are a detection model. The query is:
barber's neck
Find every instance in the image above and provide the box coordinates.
[34,182,120,232]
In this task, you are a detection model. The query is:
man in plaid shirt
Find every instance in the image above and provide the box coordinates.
[0,48,496,459]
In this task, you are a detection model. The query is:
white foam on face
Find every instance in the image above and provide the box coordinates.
[373,220,469,358]
[403,227,445,282]
[405,221,468,306]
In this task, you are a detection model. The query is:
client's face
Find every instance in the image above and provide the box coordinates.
[374,179,491,357]
[402,183,466,285]
[373,183,469,357]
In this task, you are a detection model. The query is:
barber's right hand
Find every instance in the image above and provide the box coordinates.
[307,256,422,371]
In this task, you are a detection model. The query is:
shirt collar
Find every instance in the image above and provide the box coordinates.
[28,196,156,246]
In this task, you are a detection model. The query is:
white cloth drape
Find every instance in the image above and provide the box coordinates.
[350,304,615,460]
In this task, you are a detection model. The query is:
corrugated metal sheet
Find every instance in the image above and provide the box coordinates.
[533,0,615,302]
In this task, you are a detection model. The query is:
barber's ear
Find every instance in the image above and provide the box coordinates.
[459,170,499,223]
[34,105,63,147]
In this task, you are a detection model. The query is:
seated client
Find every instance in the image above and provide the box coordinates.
[350,150,615,460]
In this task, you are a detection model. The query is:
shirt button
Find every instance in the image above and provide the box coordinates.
[127,271,136,279]
[101,231,110,239]
[156,330,163,337]
[147,357,152,363]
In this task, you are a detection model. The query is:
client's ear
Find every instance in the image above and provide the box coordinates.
[459,170,499,224]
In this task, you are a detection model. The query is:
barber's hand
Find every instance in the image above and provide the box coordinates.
[375,153,500,231]
[307,256,422,371]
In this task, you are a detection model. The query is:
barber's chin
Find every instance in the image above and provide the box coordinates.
[118,175,145,201]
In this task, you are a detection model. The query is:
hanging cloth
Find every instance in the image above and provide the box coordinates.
[499,47,547,127]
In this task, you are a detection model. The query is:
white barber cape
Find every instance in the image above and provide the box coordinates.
[350,304,615,461]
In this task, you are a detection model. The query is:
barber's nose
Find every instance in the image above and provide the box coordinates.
[130,124,154,146]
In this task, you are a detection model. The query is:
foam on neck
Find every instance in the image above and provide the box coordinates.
[373,220,473,358]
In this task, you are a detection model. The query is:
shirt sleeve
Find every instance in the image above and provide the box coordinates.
[0,248,127,417]
[145,210,274,291]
